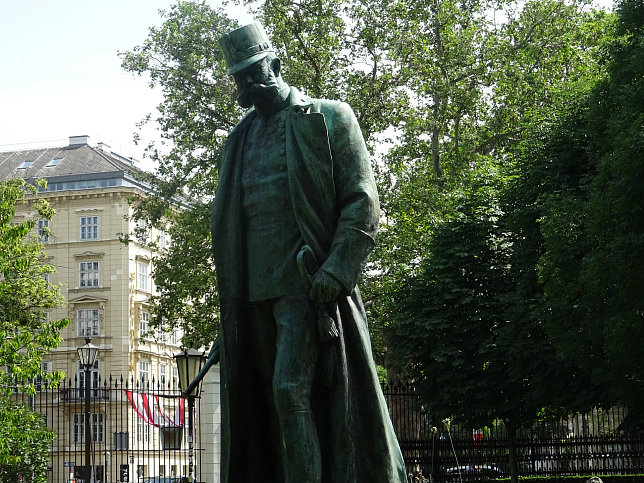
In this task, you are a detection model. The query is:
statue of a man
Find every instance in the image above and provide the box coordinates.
[211,23,407,483]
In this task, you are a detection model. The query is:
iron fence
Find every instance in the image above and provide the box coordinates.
[382,384,644,480]
[14,379,644,481]
[14,375,203,483]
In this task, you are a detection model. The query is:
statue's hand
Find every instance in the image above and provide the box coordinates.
[309,269,342,303]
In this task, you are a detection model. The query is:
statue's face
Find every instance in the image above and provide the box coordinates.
[232,56,280,109]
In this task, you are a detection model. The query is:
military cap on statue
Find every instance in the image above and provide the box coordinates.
[219,23,275,75]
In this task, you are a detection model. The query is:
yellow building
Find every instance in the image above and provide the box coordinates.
[0,135,217,482]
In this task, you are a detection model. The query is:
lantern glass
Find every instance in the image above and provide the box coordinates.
[174,348,206,397]
[77,338,99,368]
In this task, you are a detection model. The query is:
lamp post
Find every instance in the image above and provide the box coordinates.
[174,348,206,483]
[77,338,99,483]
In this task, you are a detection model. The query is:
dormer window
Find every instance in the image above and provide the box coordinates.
[46,157,63,167]
[17,161,33,169]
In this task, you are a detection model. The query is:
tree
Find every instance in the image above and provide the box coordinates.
[0,399,54,483]
[119,1,243,343]
[578,0,644,419]
[511,0,644,421]
[120,0,612,362]
[0,178,68,390]
[386,166,578,483]
[0,178,68,481]
[369,0,612,363]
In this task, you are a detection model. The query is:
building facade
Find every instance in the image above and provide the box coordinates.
[1,136,221,482]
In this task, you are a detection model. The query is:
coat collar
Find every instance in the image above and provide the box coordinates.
[288,86,313,111]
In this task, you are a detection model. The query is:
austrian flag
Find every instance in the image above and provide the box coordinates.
[125,390,185,427]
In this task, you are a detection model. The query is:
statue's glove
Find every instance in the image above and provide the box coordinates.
[309,269,342,303]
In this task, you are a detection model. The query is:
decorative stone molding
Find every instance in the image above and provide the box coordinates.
[67,294,108,334]
[68,294,108,309]
[74,251,105,260]
[75,207,104,212]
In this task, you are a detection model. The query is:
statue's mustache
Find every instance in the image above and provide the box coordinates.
[236,81,280,107]
[247,82,277,93]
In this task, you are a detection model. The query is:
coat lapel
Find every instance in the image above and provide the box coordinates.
[286,88,337,258]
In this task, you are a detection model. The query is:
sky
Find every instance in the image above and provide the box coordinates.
[0,0,254,170]
[1,0,613,172]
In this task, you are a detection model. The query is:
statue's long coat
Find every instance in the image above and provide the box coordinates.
[211,87,407,483]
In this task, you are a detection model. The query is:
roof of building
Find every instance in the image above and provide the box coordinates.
[0,136,149,193]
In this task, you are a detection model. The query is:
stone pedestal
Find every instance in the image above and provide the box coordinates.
[199,365,221,482]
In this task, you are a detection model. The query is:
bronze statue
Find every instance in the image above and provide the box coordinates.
[210,23,407,483]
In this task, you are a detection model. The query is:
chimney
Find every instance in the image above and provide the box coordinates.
[69,135,90,147]
[96,142,111,152]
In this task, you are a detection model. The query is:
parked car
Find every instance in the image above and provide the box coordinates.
[143,478,188,483]
[444,465,504,480]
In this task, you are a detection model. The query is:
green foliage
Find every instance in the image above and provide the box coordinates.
[119,1,242,345]
[369,0,612,362]
[0,179,68,480]
[0,397,55,482]
[0,179,68,393]
[121,0,613,366]
[387,165,570,429]
[511,0,644,420]
[146,201,219,348]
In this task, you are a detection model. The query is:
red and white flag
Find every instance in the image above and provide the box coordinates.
[125,390,185,427]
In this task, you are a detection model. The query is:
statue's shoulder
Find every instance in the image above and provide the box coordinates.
[289,87,353,118]
[307,98,360,135]
[309,98,353,117]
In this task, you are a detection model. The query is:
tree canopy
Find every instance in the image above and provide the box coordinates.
[0,179,68,391]
[121,0,613,360]
[0,178,68,481]
[508,0,644,422]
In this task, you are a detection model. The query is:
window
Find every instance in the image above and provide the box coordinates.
[172,366,179,390]
[137,417,150,443]
[78,308,100,337]
[159,230,167,249]
[79,261,99,288]
[41,272,51,284]
[113,432,128,450]
[37,219,50,243]
[171,329,179,345]
[160,364,167,388]
[137,262,149,291]
[137,219,149,244]
[73,413,104,444]
[78,360,100,398]
[80,216,99,240]
[45,157,63,167]
[138,360,150,388]
[17,160,33,169]
[35,361,52,392]
[139,311,150,339]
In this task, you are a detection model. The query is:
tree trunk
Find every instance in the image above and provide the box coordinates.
[432,91,444,190]
[505,419,519,483]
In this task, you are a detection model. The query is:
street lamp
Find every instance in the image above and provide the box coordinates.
[174,348,206,483]
[77,338,99,483]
